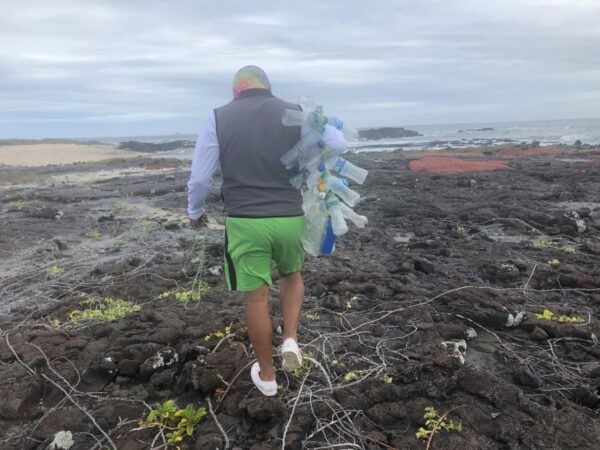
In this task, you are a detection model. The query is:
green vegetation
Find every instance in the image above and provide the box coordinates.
[67,296,140,324]
[140,400,207,448]
[535,309,585,324]
[86,230,103,238]
[416,406,462,448]
[46,265,65,275]
[204,323,234,342]
[157,282,211,303]
[346,296,359,309]
[455,225,468,236]
[306,312,320,321]
[530,239,578,255]
[383,375,393,384]
[531,239,552,249]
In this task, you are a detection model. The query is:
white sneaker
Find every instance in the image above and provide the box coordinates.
[250,362,277,396]
[281,338,303,371]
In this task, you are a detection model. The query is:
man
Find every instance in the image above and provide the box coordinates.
[187,65,344,396]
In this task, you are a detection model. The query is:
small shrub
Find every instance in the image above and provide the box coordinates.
[531,239,552,249]
[535,309,585,324]
[46,265,64,275]
[140,400,207,447]
[157,282,211,303]
[416,406,462,446]
[67,297,140,323]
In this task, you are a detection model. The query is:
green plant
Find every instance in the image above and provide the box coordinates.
[86,230,103,238]
[416,406,462,449]
[535,309,585,324]
[140,400,207,448]
[346,296,359,309]
[455,225,467,235]
[561,245,577,254]
[531,239,552,249]
[549,258,560,266]
[46,265,64,275]
[306,312,320,321]
[383,375,393,384]
[157,282,212,303]
[204,323,234,342]
[67,297,140,323]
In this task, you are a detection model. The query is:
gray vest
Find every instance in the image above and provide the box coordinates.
[215,89,303,217]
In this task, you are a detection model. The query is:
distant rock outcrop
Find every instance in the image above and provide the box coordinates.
[358,127,422,140]
[117,140,195,153]
[458,127,494,133]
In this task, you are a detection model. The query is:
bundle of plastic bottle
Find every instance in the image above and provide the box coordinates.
[281,99,369,256]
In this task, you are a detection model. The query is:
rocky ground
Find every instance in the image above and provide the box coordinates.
[1,145,600,450]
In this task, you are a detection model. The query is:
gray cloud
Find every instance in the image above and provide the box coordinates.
[1,0,599,137]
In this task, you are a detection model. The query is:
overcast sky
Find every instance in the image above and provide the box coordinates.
[1,0,599,138]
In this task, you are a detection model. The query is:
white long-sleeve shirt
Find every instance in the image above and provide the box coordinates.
[187,113,346,219]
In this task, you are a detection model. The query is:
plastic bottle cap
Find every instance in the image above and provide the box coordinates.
[318,163,326,171]
[317,140,326,148]
[318,182,327,192]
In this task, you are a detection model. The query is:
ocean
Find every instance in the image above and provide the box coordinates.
[94,117,600,159]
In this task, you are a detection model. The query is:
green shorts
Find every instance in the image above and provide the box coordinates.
[224,215,305,292]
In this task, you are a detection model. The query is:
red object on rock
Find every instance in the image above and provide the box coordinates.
[409,156,510,174]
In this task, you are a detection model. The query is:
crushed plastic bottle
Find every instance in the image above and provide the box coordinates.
[327,175,360,207]
[328,157,368,184]
[280,130,323,170]
[325,192,348,236]
[340,203,368,228]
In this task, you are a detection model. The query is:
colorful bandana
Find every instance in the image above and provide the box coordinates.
[232,65,272,97]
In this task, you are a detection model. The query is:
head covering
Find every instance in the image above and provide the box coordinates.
[232,65,272,97]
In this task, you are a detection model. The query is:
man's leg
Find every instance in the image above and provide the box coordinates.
[279,271,304,342]
[245,284,275,381]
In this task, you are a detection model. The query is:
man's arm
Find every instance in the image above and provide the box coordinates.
[187,112,220,227]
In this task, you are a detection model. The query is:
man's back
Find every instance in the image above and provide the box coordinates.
[215,89,302,218]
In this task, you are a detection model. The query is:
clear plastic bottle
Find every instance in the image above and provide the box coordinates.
[302,190,328,256]
[327,176,360,207]
[298,143,344,171]
[327,157,368,184]
[282,110,328,130]
[280,130,323,170]
[282,109,358,140]
[325,193,348,236]
[340,203,368,228]
[289,168,309,190]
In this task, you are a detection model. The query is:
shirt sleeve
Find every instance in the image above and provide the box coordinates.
[187,113,220,219]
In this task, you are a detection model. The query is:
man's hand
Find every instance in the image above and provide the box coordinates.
[189,213,207,230]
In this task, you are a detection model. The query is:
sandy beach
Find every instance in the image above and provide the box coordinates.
[0,143,146,167]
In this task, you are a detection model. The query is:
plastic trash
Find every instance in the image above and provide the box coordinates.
[327,157,368,184]
[281,99,367,255]
[302,190,328,256]
[325,192,348,236]
[327,176,360,207]
[340,203,368,228]
[289,168,309,190]
[280,130,323,170]
[282,109,357,140]
[298,142,345,172]
[320,219,336,254]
